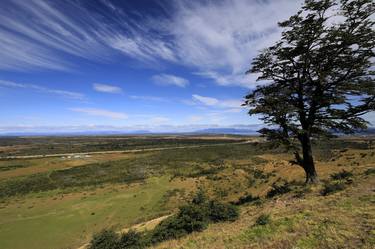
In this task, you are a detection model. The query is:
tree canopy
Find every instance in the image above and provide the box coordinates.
[244,0,375,183]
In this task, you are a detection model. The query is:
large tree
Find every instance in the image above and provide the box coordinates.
[244,0,375,183]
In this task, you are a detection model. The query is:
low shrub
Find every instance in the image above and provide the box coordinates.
[330,170,353,180]
[255,214,271,226]
[364,168,375,175]
[293,186,312,198]
[118,230,146,249]
[150,204,209,243]
[89,229,119,249]
[208,200,238,222]
[89,190,239,248]
[231,193,260,205]
[320,182,346,196]
[266,181,291,198]
[150,190,238,243]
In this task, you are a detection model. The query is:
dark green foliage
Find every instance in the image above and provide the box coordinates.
[253,169,270,180]
[330,170,353,180]
[89,229,119,249]
[150,190,238,244]
[321,182,346,196]
[321,170,355,195]
[266,181,292,198]
[192,188,207,205]
[117,230,146,249]
[364,168,375,175]
[244,0,375,183]
[208,200,239,222]
[88,229,146,249]
[255,214,271,226]
[0,173,56,198]
[231,193,260,205]
[150,205,209,243]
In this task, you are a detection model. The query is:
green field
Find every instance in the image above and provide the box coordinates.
[0,135,374,249]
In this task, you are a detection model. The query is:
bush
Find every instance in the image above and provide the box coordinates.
[266,181,291,198]
[150,190,238,243]
[330,170,353,180]
[150,215,187,243]
[208,200,239,222]
[192,188,207,205]
[255,214,271,226]
[89,190,240,248]
[118,230,146,249]
[231,193,260,205]
[364,168,375,175]
[89,229,119,249]
[150,204,209,243]
[150,191,209,243]
[293,186,312,198]
[320,182,346,196]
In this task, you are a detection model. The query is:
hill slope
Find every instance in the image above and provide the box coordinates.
[152,168,375,249]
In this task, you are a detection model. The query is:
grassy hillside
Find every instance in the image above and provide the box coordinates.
[153,167,375,249]
[0,136,373,249]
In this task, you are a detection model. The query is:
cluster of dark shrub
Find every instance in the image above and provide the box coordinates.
[321,170,354,196]
[89,190,238,249]
[255,214,271,226]
[364,168,375,175]
[231,193,260,206]
[330,170,353,181]
[266,181,292,198]
[320,182,346,196]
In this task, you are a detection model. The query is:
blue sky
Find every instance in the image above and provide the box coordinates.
[3,0,371,133]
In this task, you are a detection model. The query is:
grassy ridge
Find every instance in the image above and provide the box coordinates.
[0,137,373,249]
[153,170,375,249]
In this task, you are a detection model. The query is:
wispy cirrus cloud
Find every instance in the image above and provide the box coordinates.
[192,94,218,106]
[0,80,85,100]
[160,0,302,87]
[0,0,302,87]
[93,83,123,94]
[69,108,128,119]
[192,94,243,109]
[0,0,178,71]
[129,95,169,102]
[152,74,189,88]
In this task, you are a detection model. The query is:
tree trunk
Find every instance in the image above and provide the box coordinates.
[300,134,319,184]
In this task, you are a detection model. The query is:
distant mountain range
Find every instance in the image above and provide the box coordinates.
[1,126,374,137]
[0,128,259,136]
[191,128,258,135]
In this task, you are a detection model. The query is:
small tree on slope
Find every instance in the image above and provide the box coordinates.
[244,0,375,183]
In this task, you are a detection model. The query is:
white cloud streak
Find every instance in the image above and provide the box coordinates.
[69,108,128,119]
[192,94,218,106]
[129,95,169,102]
[0,0,302,88]
[93,83,123,94]
[0,79,85,100]
[161,0,303,87]
[152,74,189,88]
[192,94,243,109]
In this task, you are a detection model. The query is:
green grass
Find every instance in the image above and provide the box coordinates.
[0,143,266,199]
[0,137,374,249]
[0,176,172,249]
